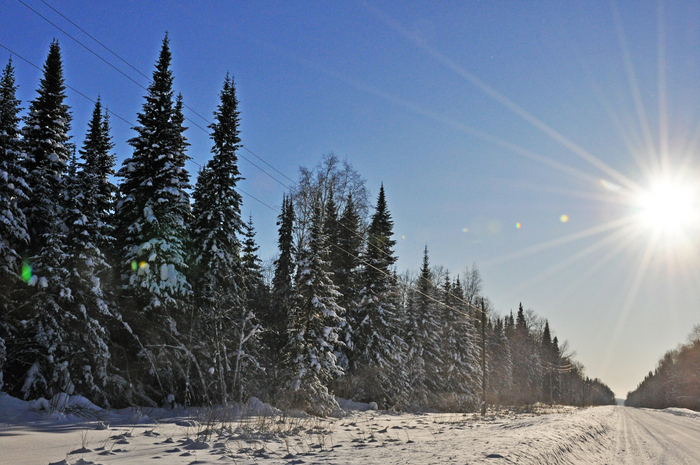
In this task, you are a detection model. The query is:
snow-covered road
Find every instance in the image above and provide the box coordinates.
[3,397,700,465]
[601,407,700,464]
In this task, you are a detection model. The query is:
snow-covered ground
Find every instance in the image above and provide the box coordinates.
[2,393,700,464]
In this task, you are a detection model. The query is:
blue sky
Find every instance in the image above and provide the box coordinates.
[3,0,700,398]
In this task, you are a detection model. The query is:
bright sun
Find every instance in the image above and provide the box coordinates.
[637,179,699,235]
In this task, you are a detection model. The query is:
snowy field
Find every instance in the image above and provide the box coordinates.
[2,393,700,464]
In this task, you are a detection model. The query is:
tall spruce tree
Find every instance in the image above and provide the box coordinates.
[0,58,29,295]
[321,192,353,369]
[189,72,249,403]
[285,205,344,414]
[331,194,363,372]
[354,184,407,406]
[487,317,513,404]
[59,99,117,405]
[268,195,295,353]
[0,58,30,390]
[404,246,442,407]
[11,40,77,399]
[22,40,72,255]
[439,273,480,409]
[335,194,362,308]
[114,34,192,403]
[242,214,268,317]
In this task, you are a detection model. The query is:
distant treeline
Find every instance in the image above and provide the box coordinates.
[625,326,700,410]
[0,36,614,413]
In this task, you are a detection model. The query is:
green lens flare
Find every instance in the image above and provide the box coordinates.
[21,262,32,282]
[131,260,138,272]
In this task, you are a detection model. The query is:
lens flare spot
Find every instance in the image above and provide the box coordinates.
[131,260,138,272]
[139,261,148,270]
[516,222,521,229]
[560,214,569,223]
[600,179,622,191]
[462,227,469,233]
[21,262,32,282]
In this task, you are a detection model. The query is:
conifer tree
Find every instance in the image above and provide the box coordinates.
[321,192,353,369]
[190,72,261,403]
[332,194,362,368]
[268,195,295,353]
[510,303,541,404]
[22,40,72,255]
[114,34,192,403]
[335,194,362,308]
[353,185,406,405]
[238,214,267,396]
[285,205,344,414]
[242,214,269,321]
[439,274,480,409]
[11,41,77,399]
[0,58,29,294]
[59,100,117,404]
[487,317,513,404]
[0,58,29,391]
[404,246,442,406]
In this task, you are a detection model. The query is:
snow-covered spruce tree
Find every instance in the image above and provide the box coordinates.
[9,40,78,399]
[259,195,296,399]
[21,41,72,256]
[242,214,269,320]
[438,274,480,410]
[75,99,117,266]
[487,316,513,405]
[328,194,363,382]
[540,320,558,404]
[353,184,407,407]
[0,58,30,389]
[240,215,268,396]
[267,195,295,354]
[284,205,344,414]
[510,303,541,404]
[189,72,246,403]
[334,194,362,314]
[454,276,483,400]
[404,246,443,407]
[114,35,192,404]
[321,192,352,371]
[59,99,118,405]
[0,58,29,299]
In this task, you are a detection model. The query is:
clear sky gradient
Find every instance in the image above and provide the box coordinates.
[3,1,700,398]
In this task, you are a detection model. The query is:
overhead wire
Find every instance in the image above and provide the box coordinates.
[18,0,296,191]
[0,41,280,214]
[12,0,570,351]
[1,48,572,380]
[17,0,481,314]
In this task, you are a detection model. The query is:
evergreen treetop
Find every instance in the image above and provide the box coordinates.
[22,40,72,255]
[0,58,29,283]
[115,34,192,314]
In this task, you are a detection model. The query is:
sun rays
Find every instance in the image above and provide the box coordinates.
[357,2,700,383]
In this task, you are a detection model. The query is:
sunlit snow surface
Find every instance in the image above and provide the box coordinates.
[2,393,700,464]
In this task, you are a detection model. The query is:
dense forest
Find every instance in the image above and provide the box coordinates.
[625,326,700,411]
[0,37,614,413]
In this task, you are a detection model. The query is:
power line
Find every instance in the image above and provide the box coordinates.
[38,0,150,81]
[17,0,148,90]
[5,3,582,381]
[0,41,283,215]
[21,0,295,191]
[14,0,502,314]
[0,42,133,128]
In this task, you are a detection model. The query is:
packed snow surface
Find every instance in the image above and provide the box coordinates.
[2,393,700,464]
